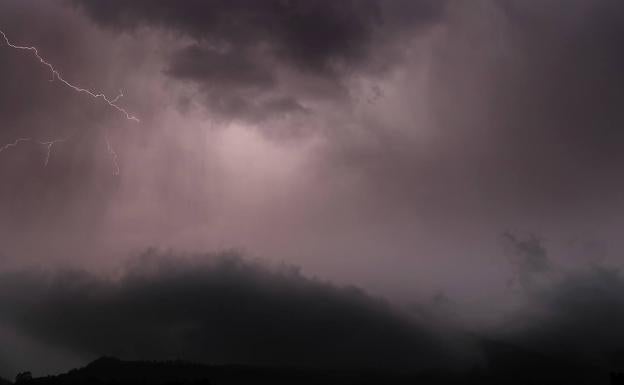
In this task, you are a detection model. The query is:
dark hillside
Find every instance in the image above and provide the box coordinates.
[18,353,615,385]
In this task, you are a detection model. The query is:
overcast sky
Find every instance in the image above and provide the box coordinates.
[1,0,624,378]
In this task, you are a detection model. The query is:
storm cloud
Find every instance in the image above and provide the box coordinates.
[2,1,624,379]
[510,267,624,367]
[73,0,447,122]
[74,0,445,72]
[491,247,624,372]
[0,252,468,374]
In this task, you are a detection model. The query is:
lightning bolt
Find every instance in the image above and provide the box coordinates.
[110,90,124,104]
[0,29,139,122]
[0,135,70,165]
[0,136,66,167]
[39,137,69,167]
[105,132,120,176]
[0,28,139,175]
[0,138,32,154]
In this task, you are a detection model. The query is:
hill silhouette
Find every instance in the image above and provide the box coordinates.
[17,357,429,385]
[7,350,618,385]
[477,339,606,384]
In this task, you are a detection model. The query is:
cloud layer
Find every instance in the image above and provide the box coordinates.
[73,0,447,122]
[0,252,463,373]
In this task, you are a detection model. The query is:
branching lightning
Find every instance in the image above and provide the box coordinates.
[0,29,139,122]
[0,28,139,175]
[0,138,32,154]
[40,137,69,167]
[0,136,71,167]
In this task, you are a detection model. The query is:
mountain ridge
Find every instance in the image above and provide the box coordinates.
[11,347,615,385]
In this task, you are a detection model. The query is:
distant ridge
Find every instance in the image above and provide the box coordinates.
[28,357,214,385]
[16,351,614,385]
[23,357,418,385]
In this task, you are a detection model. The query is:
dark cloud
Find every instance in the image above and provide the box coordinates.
[74,0,447,122]
[167,45,275,89]
[0,251,464,371]
[169,50,304,123]
[73,0,437,72]
[500,266,624,369]
[501,232,551,288]
[482,233,624,369]
[166,44,312,123]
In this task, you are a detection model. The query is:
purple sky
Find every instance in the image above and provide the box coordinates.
[1,0,624,377]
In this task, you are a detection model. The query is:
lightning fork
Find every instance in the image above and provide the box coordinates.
[38,137,70,167]
[0,138,32,154]
[105,133,120,176]
[0,29,140,174]
[0,29,139,122]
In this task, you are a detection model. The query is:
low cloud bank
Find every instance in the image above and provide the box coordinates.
[3,242,624,380]
[497,234,624,369]
[0,251,469,374]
